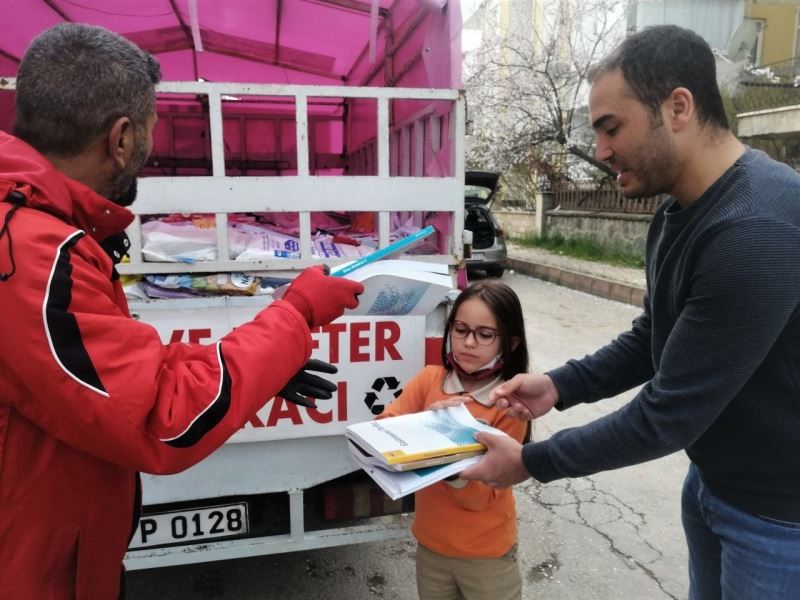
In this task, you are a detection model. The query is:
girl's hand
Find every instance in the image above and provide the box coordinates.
[427,395,474,411]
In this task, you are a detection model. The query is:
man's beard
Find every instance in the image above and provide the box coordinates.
[106,131,149,207]
[618,124,678,199]
[113,177,138,207]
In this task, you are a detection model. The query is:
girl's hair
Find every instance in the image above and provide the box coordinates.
[441,280,529,381]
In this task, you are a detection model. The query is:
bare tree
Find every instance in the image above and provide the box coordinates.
[464,0,630,203]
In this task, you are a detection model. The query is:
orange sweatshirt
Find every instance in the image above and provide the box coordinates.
[377,365,527,558]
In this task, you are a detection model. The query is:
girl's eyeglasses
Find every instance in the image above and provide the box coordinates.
[450,321,501,346]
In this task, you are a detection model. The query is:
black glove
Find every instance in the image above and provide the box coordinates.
[277,358,338,408]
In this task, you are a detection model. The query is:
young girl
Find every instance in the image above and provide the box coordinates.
[377,280,530,600]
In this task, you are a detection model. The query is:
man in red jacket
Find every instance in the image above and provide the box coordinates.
[0,23,363,599]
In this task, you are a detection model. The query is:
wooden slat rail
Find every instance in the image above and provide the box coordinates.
[555,182,662,214]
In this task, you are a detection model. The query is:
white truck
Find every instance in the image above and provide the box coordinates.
[0,0,466,569]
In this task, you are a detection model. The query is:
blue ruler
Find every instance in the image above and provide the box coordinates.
[329,225,436,277]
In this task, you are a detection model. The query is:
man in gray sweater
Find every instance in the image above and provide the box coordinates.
[461,25,800,600]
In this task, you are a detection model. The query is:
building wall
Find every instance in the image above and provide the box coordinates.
[494,209,652,253]
[632,0,746,51]
[494,209,538,238]
[747,1,798,64]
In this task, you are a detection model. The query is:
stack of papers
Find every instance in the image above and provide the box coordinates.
[345,403,508,499]
[273,258,453,316]
[347,443,481,501]
[343,259,452,316]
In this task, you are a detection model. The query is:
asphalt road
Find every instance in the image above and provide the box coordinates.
[127,272,689,600]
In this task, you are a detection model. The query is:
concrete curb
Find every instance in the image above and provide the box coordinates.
[508,258,645,307]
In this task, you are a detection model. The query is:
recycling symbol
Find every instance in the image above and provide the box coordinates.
[364,376,402,415]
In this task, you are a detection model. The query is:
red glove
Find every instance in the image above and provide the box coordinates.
[282,265,364,328]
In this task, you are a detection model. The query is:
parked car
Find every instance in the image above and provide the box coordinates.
[464,170,508,278]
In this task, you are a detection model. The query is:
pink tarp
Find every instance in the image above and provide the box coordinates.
[0,0,461,88]
[0,1,462,180]
[0,1,463,254]
[0,0,462,178]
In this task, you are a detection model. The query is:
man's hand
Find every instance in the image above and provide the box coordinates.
[277,358,338,408]
[489,373,560,421]
[282,265,364,328]
[459,432,529,488]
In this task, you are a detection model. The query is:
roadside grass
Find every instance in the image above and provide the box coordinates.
[512,233,646,269]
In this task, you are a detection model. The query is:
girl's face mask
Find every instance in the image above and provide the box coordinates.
[446,350,503,381]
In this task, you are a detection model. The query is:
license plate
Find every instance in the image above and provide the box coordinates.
[469,253,485,261]
[129,502,248,549]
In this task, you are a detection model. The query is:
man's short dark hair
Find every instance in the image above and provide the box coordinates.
[14,23,162,157]
[589,25,729,130]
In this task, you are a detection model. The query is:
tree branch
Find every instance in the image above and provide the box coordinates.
[567,145,615,176]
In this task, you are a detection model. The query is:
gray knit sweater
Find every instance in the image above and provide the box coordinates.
[522,148,800,520]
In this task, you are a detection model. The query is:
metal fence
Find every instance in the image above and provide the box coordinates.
[734,81,800,114]
[555,181,662,214]
[734,58,800,114]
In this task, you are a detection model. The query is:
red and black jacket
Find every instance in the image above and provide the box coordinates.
[0,131,312,599]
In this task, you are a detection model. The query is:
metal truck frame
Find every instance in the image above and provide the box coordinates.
[0,0,466,566]
[116,80,466,568]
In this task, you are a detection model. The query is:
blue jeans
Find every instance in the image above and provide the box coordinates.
[682,464,800,600]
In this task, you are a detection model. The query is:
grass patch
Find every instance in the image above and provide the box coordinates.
[512,234,645,269]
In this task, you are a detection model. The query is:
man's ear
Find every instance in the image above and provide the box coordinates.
[666,87,694,132]
[106,116,133,170]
